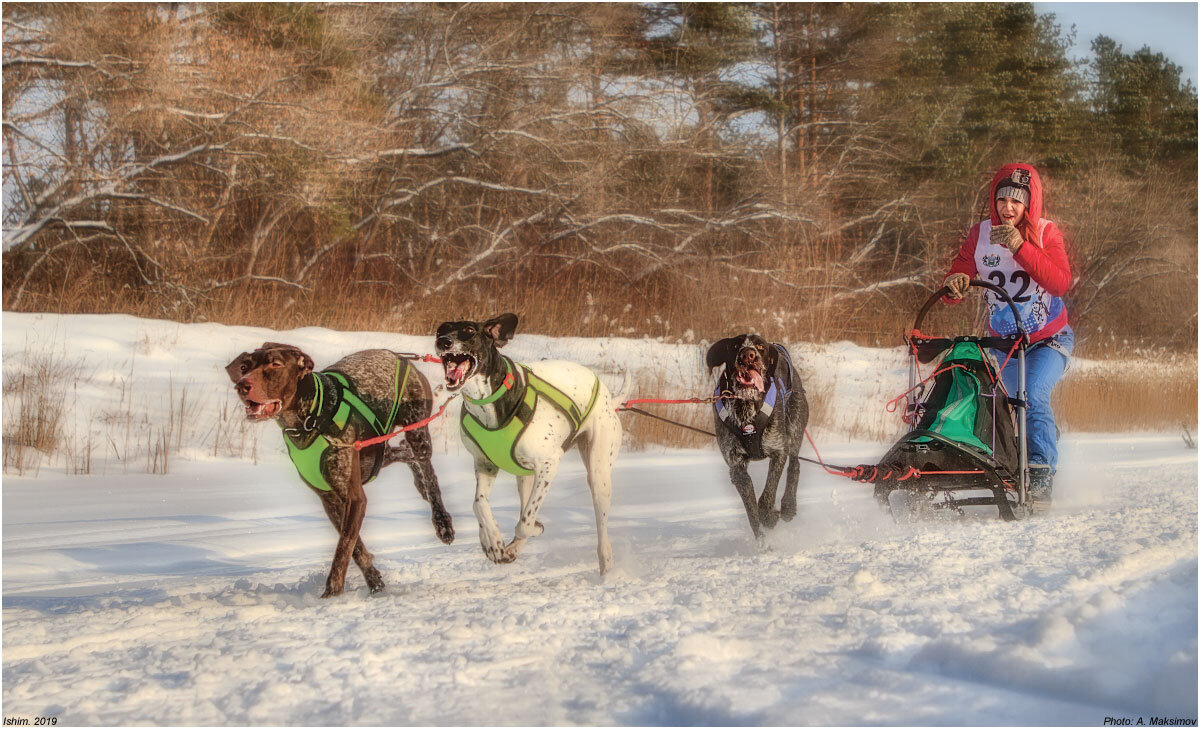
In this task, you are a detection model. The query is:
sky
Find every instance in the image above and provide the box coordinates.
[1035,2,1198,85]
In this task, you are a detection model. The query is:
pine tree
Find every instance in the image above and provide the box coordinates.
[1090,35,1198,168]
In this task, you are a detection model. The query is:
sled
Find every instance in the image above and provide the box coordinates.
[868,281,1034,522]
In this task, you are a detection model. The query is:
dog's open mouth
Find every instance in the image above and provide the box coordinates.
[244,398,281,420]
[735,367,765,392]
[442,353,475,390]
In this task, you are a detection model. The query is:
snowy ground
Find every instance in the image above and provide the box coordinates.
[3,313,1197,725]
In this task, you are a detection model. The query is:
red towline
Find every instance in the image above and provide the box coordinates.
[353,398,456,451]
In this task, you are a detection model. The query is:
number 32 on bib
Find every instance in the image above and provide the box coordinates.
[974,219,1054,336]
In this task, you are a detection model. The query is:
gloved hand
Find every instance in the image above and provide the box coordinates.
[991,223,1024,253]
[944,272,971,300]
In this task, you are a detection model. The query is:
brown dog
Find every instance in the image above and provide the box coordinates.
[226,343,454,597]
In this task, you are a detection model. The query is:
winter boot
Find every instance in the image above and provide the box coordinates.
[1028,464,1053,512]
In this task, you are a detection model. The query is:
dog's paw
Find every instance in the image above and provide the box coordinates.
[780,501,797,522]
[433,511,455,544]
[498,542,521,563]
[320,572,347,598]
[759,508,781,529]
[364,566,385,593]
[482,540,511,565]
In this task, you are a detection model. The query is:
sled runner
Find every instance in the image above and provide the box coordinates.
[865,281,1034,521]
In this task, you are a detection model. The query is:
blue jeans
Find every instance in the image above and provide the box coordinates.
[993,326,1073,470]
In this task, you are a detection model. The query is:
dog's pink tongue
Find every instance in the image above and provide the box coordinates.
[447,361,469,384]
[738,370,765,391]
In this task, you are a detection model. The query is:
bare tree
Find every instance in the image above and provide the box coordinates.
[3,3,1194,349]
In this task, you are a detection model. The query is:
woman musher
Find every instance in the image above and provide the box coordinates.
[942,163,1074,508]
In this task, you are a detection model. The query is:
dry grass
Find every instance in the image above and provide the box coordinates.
[13,253,985,352]
[205,401,261,462]
[2,344,266,476]
[2,351,88,475]
[9,226,1192,359]
[1055,368,1198,433]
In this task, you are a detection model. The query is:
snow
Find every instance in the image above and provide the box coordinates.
[3,312,1197,725]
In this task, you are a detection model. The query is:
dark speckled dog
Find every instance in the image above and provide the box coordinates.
[226,343,454,598]
[706,334,809,541]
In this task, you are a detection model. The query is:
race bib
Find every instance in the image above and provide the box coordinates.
[974,220,1053,336]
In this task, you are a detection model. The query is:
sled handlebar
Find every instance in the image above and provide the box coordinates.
[914,280,1028,342]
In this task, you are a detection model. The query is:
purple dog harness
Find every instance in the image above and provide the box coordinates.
[713,344,795,459]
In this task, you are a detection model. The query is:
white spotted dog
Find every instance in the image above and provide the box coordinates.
[435,313,621,574]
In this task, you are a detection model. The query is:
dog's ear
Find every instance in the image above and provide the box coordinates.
[225,353,252,383]
[483,313,519,348]
[259,342,314,374]
[763,341,779,376]
[705,337,741,371]
[293,349,315,375]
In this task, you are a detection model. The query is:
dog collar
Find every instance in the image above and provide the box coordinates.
[463,357,517,406]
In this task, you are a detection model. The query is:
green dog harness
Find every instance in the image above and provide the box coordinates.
[460,357,600,476]
[281,360,411,491]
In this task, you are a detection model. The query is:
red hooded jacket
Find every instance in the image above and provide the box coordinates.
[942,163,1072,342]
